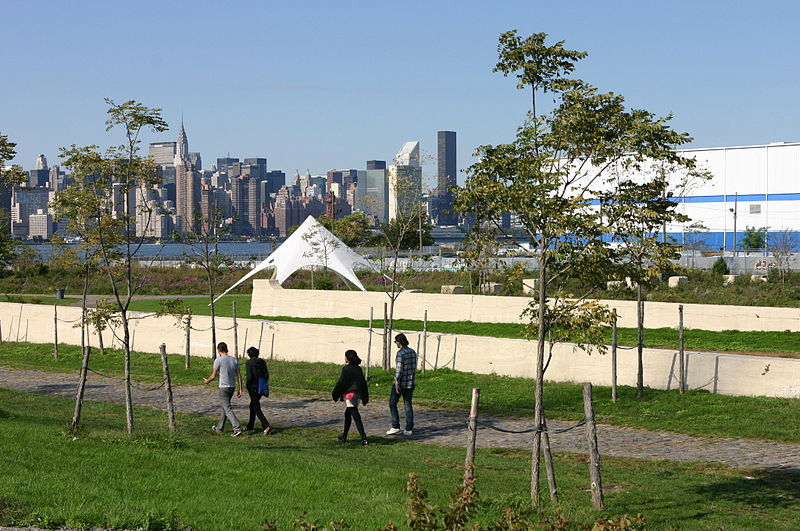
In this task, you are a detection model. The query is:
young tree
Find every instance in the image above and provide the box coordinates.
[180,207,232,361]
[454,31,695,503]
[302,219,341,290]
[741,226,768,252]
[768,228,799,284]
[318,212,373,248]
[57,99,168,434]
[0,133,28,265]
[599,174,688,398]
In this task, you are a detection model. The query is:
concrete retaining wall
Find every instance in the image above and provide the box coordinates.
[2,302,799,399]
[250,279,800,332]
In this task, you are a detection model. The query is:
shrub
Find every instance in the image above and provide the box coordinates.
[711,257,729,276]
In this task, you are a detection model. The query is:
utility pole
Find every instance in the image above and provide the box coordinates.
[729,193,738,256]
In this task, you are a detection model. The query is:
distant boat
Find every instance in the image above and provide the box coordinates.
[246,238,258,243]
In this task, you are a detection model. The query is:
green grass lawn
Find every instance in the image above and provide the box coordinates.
[0,293,75,306]
[2,342,799,443]
[127,296,800,356]
[1,389,799,530]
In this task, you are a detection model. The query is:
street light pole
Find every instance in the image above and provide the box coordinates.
[729,192,738,257]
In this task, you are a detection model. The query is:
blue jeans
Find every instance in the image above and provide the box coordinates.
[389,385,414,431]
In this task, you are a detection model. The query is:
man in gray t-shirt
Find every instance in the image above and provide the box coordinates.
[203,342,244,436]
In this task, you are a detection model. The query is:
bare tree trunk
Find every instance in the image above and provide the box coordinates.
[70,345,91,434]
[532,249,548,504]
[542,417,558,503]
[53,305,59,359]
[159,343,176,432]
[98,327,105,356]
[636,284,645,398]
[185,313,192,369]
[210,301,217,362]
[122,314,134,434]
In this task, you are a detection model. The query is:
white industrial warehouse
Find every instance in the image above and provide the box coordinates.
[664,141,800,251]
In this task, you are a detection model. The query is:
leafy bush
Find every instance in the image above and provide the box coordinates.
[711,257,729,276]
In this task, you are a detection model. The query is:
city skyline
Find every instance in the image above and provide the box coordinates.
[3,1,800,181]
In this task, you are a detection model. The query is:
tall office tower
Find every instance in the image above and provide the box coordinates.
[189,152,202,171]
[175,120,189,164]
[265,170,286,195]
[216,157,239,178]
[230,174,261,236]
[199,184,219,235]
[366,160,386,170]
[49,166,61,190]
[149,142,176,165]
[28,209,53,239]
[356,165,389,224]
[388,141,422,221]
[135,186,174,239]
[35,154,48,171]
[243,158,267,179]
[11,187,50,237]
[27,168,49,188]
[436,131,457,225]
[273,186,301,238]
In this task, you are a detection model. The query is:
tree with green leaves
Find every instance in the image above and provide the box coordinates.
[179,207,232,361]
[741,226,768,251]
[56,99,168,434]
[318,212,373,248]
[599,173,689,399]
[454,31,696,504]
[0,133,28,266]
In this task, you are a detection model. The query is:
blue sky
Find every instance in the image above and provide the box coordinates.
[3,1,799,186]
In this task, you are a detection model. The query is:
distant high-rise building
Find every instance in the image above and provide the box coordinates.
[28,209,52,239]
[388,141,422,221]
[216,157,239,177]
[355,164,388,224]
[436,131,457,225]
[149,142,176,166]
[366,160,386,171]
[174,122,199,233]
[230,174,261,236]
[189,152,202,171]
[265,170,286,195]
[27,168,49,188]
[35,154,48,171]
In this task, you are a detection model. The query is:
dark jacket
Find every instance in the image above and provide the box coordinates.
[246,357,269,389]
[331,363,369,406]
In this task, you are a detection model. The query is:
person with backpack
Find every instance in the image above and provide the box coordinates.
[245,346,271,435]
[332,349,370,446]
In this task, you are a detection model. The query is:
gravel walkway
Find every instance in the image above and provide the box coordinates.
[2,367,799,473]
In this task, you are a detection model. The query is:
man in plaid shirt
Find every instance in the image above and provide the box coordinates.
[386,333,418,436]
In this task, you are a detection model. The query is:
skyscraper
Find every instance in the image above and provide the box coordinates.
[356,161,388,224]
[149,142,176,165]
[437,131,457,225]
[388,142,422,221]
[174,121,199,233]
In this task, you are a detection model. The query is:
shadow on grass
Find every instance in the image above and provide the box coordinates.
[692,469,800,509]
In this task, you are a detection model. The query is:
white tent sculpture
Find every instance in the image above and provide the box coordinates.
[214,215,374,302]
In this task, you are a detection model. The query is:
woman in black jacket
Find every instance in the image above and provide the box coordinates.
[245,346,271,435]
[332,349,369,446]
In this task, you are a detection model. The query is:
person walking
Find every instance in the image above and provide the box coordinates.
[245,346,271,435]
[386,333,417,436]
[332,349,370,446]
[203,342,244,437]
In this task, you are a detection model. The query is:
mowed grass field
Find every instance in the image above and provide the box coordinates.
[1,342,799,442]
[126,296,800,356]
[1,389,799,530]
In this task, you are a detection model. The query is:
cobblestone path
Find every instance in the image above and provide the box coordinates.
[2,368,799,473]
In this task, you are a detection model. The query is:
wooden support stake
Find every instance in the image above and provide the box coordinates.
[421,310,428,373]
[434,335,442,370]
[611,311,618,403]
[583,382,605,509]
[159,343,176,432]
[0,321,4,345]
[366,307,373,380]
[232,300,239,358]
[257,322,264,353]
[464,387,481,480]
[382,302,388,369]
[452,337,458,370]
[679,304,685,393]
[270,333,275,360]
[242,328,249,355]
[24,319,29,342]
[16,305,22,342]
[53,305,59,360]
[185,314,192,370]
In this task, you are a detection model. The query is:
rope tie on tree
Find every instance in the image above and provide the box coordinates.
[472,418,586,435]
[86,367,166,391]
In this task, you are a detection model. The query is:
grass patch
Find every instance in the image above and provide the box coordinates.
[128,297,800,355]
[2,389,800,530]
[0,293,74,306]
[1,342,799,442]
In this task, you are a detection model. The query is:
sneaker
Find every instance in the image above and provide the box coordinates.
[404,430,413,436]
[337,434,347,443]
[263,426,272,436]
[211,425,222,433]
[361,439,369,446]
[231,429,242,437]
[386,427,402,435]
